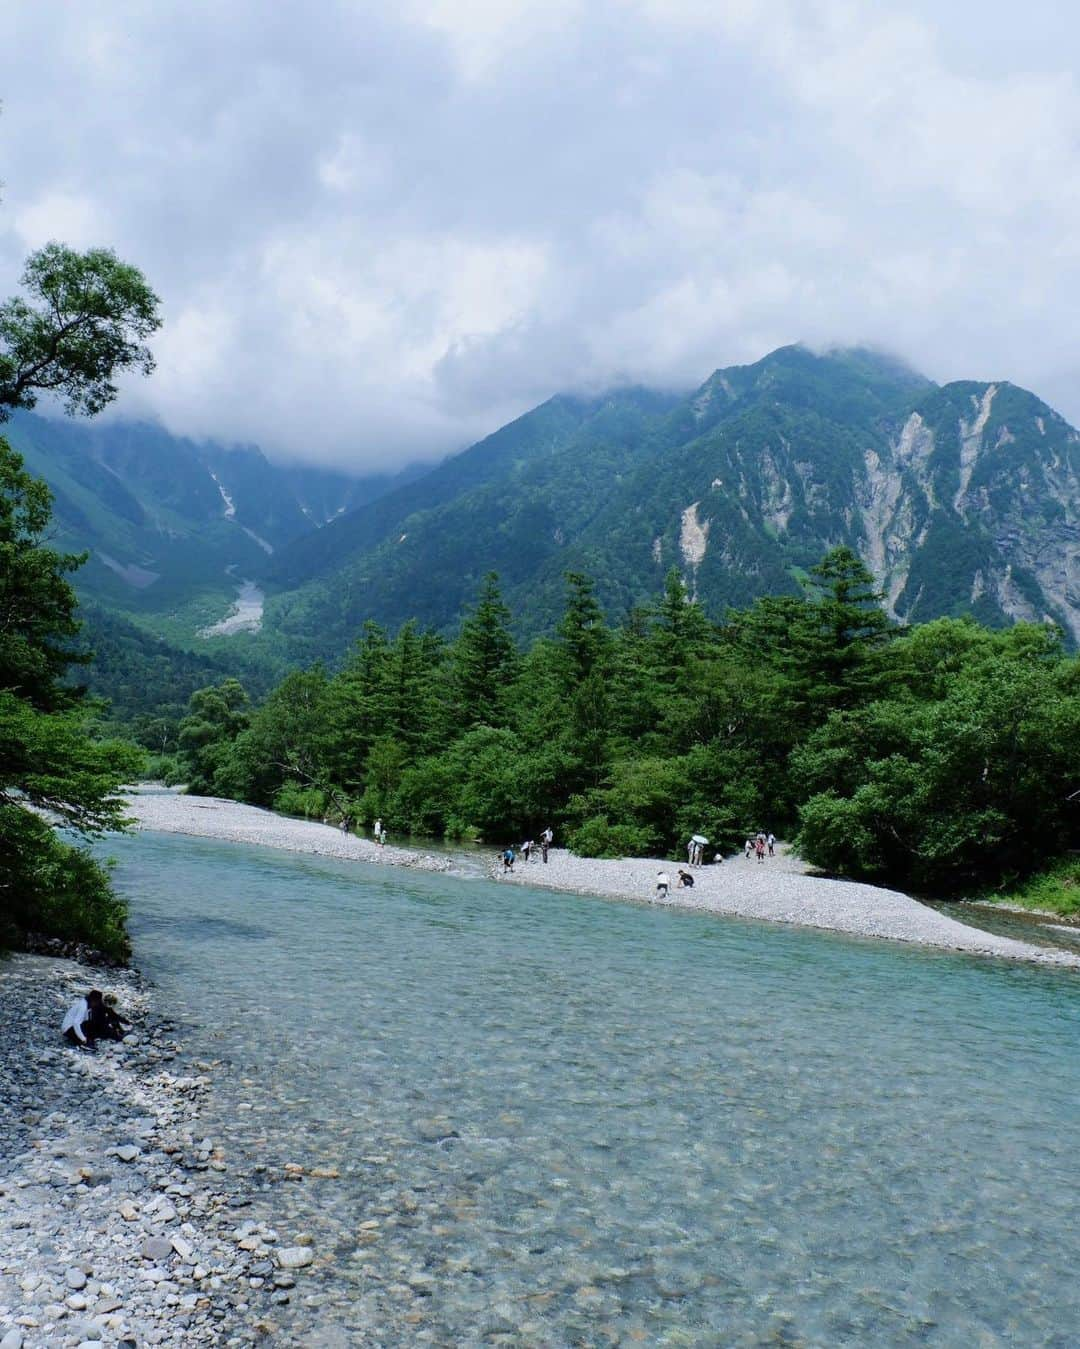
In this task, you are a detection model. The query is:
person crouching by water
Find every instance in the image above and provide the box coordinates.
[62,990,127,1049]
[656,870,670,899]
[677,868,694,888]
[502,847,516,873]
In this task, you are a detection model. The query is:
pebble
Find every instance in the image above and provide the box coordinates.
[276,1247,315,1269]
[0,955,250,1348]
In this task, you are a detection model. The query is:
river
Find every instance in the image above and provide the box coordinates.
[112,829,1080,1345]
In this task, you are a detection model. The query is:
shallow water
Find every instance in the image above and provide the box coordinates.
[113,832,1080,1346]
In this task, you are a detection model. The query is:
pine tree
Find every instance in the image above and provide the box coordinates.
[558,571,609,688]
[451,573,517,729]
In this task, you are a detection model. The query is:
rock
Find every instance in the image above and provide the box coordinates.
[1,1331,25,1349]
[118,1199,139,1221]
[114,1145,140,1163]
[66,1267,88,1290]
[141,1236,174,1262]
[171,1235,194,1262]
[66,1293,89,1310]
[276,1247,314,1269]
[271,1290,291,1305]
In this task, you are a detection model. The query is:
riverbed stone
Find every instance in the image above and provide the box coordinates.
[276,1247,315,1269]
[66,1267,88,1289]
[141,1237,174,1262]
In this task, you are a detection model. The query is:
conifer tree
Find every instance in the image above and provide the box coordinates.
[452,573,517,729]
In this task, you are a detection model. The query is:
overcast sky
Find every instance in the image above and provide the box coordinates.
[2,1,1079,470]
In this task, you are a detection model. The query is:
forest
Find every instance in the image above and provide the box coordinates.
[171,551,1080,900]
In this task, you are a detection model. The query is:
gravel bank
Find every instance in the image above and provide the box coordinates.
[127,790,461,875]
[127,791,1080,968]
[0,955,334,1346]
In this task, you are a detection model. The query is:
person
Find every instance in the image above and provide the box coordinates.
[767,832,776,857]
[755,836,766,863]
[340,816,350,834]
[656,870,670,898]
[521,839,533,862]
[379,824,388,846]
[62,990,127,1049]
[373,817,382,845]
[744,837,754,860]
[502,847,515,873]
[687,839,696,865]
[540,826,553,863]
[677,868,694,888]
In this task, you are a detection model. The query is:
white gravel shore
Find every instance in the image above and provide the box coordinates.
[126,790,1080,968]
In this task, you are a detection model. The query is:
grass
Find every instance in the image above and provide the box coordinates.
[990,859,1080,917]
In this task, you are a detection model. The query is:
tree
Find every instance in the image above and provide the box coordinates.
[558,571,609,687]
[0,240,160,957]
[0,244,160,418]
[0,438,86,706]
[451,573,517,729]
[0,441,141,957]
[795,546,895,712]
[177,679,250,796]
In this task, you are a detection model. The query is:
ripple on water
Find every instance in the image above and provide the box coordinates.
[114,831,1080,1345]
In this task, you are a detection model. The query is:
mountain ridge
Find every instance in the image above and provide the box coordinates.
[13,343,1080,684]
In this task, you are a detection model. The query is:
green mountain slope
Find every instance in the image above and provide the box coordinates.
[260,344,1080,654]
[3,411,403,644]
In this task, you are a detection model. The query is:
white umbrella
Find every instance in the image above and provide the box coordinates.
[690,834,708,845]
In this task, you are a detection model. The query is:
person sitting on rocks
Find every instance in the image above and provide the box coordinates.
[62,989,127,1048]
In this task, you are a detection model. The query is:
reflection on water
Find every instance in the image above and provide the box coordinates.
[113,832,1080,1346]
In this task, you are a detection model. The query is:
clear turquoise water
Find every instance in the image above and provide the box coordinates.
[113,832,1080,1346]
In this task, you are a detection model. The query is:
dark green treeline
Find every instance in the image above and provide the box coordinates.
[177,551,1080,896]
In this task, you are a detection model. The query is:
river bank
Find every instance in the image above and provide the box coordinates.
[126,789,1080,967]
[0,955,325,1347]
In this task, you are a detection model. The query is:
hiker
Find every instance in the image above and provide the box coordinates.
[521,839,533,862]
[767,832,776,857]
[540,826,553,863]
[62,990,127,1049]
[744,837,754,860]
[502,847,515,873]
[656,870,670,899]
[677,868,694,889]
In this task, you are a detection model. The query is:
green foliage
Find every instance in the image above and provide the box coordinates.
[0,244,160,418]
[567,816,655,858]
[188,552,1080,897]
[993,860,1080,916]
[0,439,142,959]
[176,678,250,795]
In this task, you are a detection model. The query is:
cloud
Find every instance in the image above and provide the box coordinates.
[1,0,1079,468]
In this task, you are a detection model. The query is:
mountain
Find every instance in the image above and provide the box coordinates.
[17,343,1080,715]
[265,343,1080,655]
[3,411,410,646]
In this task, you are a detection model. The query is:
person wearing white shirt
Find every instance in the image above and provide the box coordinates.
[62,990,126,1048]
[656,871,670,899]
